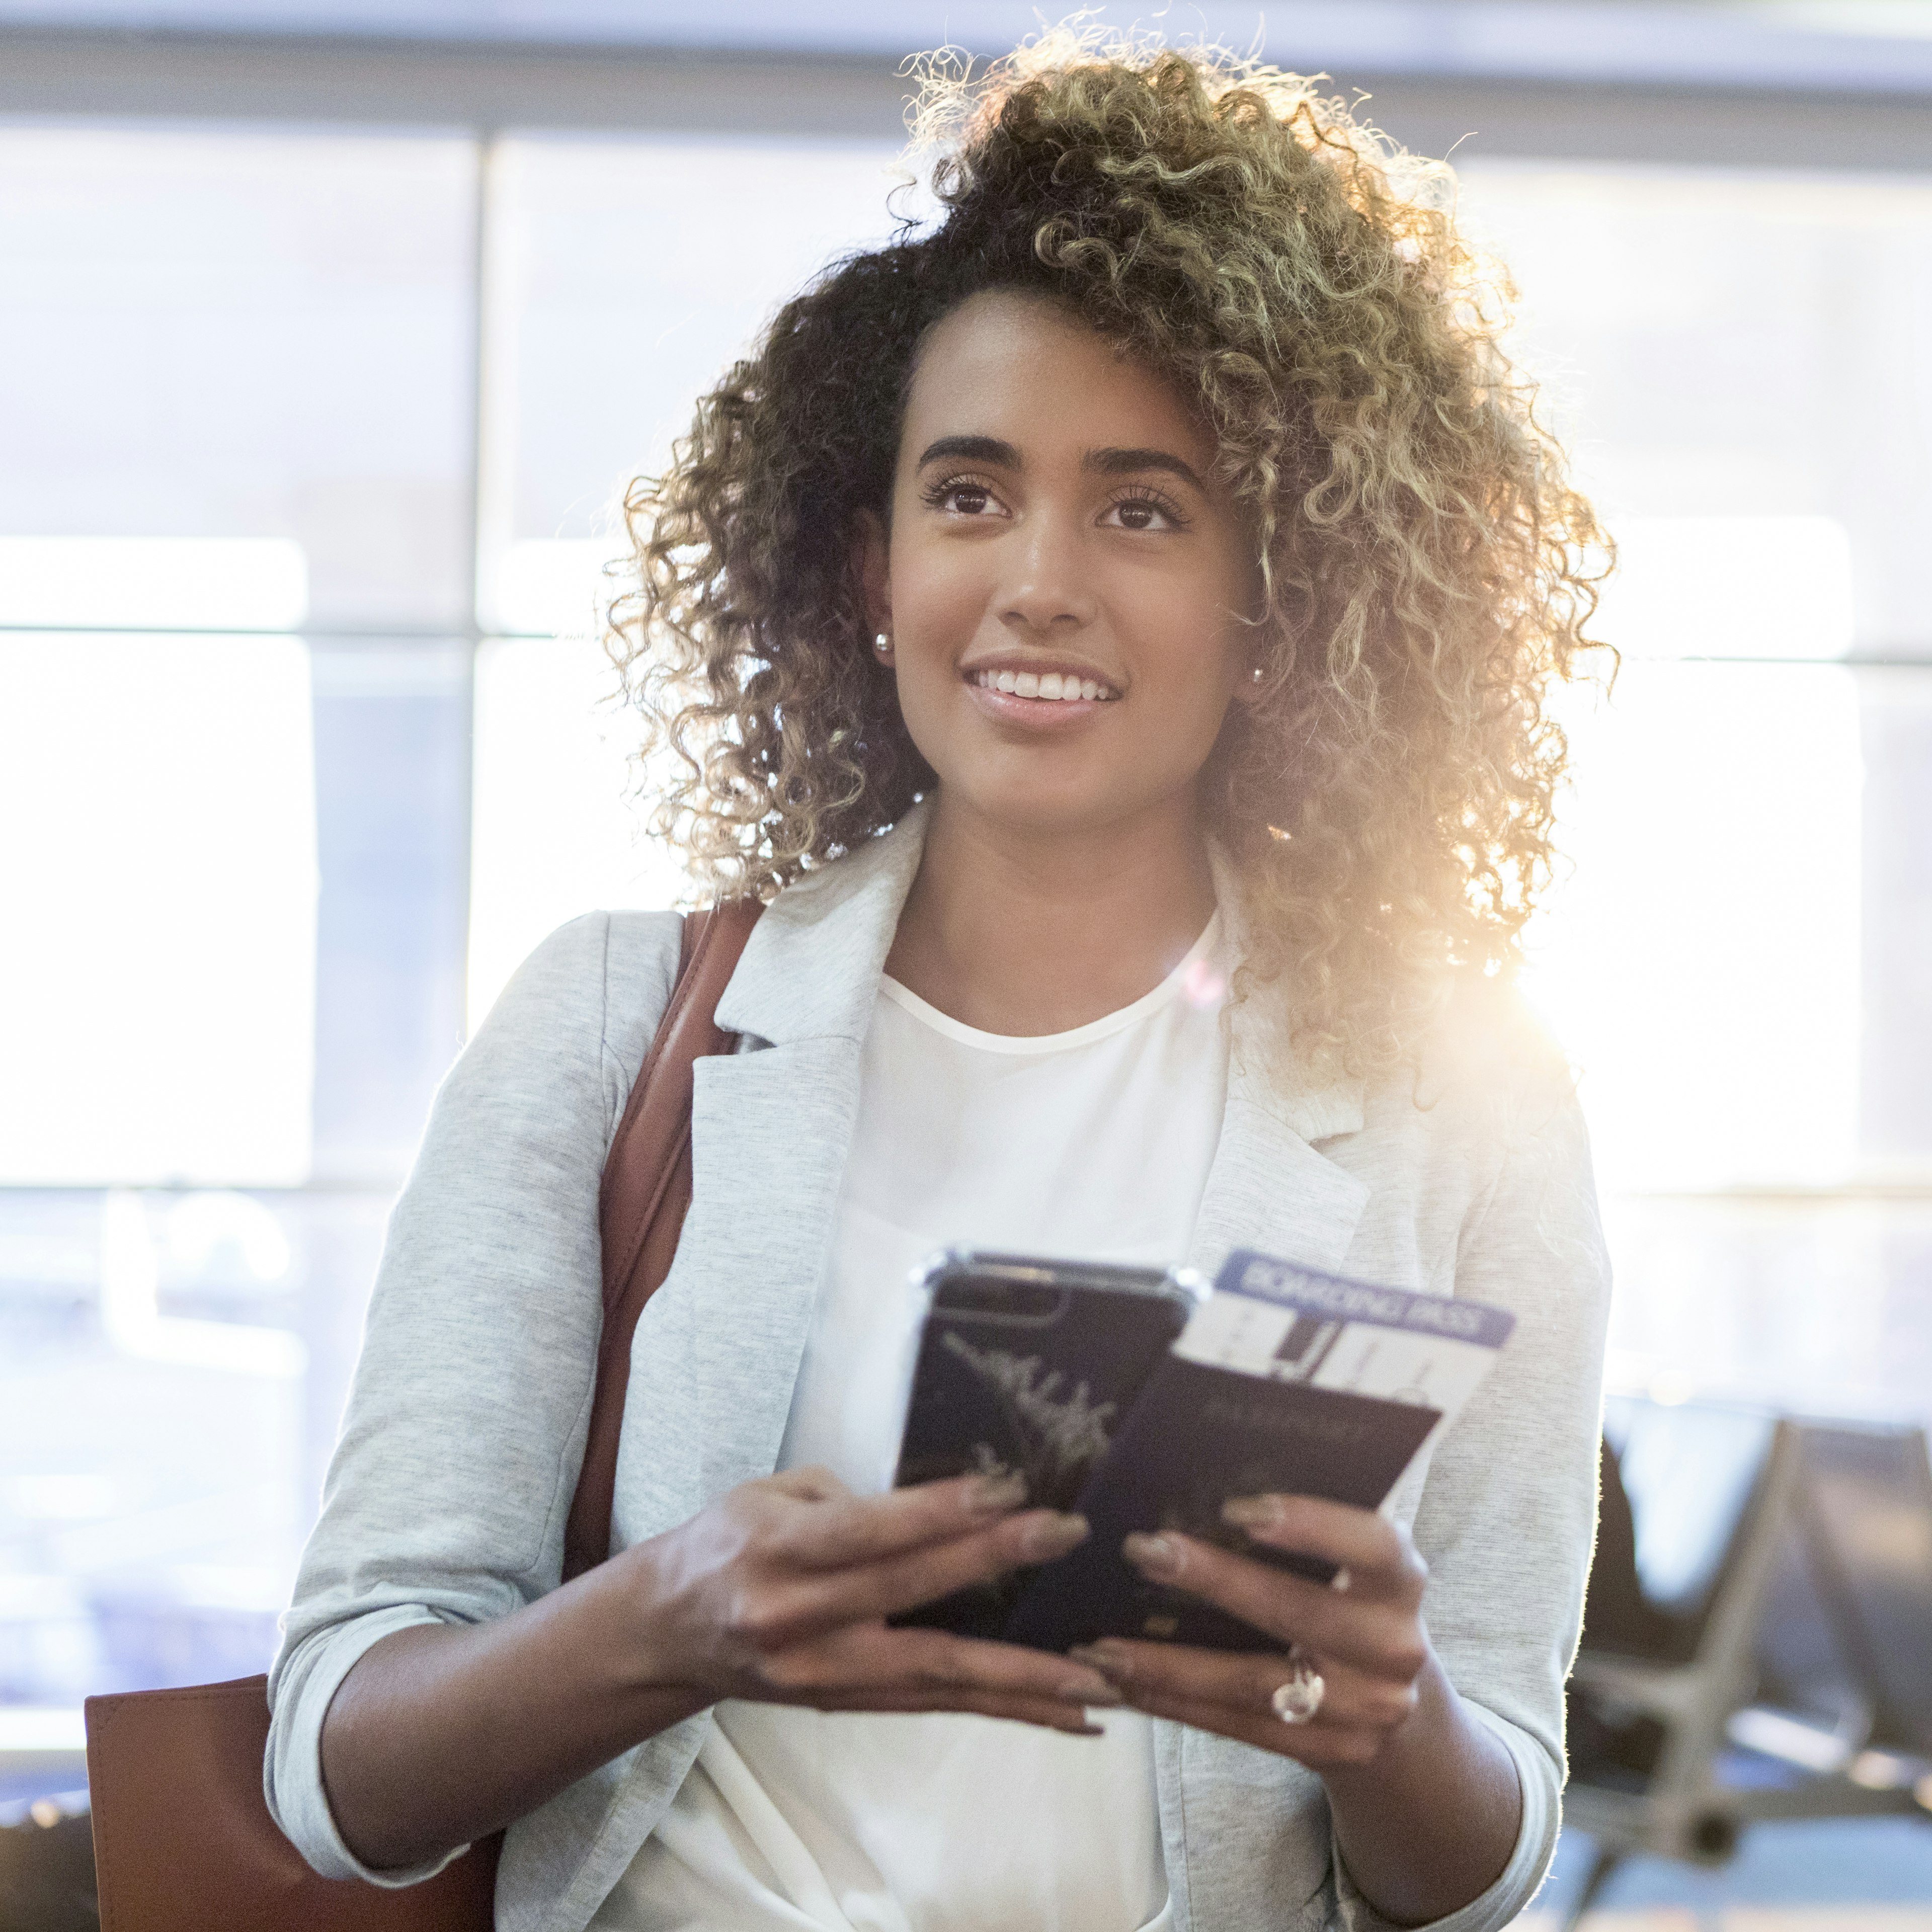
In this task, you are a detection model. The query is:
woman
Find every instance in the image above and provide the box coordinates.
[268,36,1612,1932]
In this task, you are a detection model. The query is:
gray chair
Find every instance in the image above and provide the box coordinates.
[1560,1397,1932,1927]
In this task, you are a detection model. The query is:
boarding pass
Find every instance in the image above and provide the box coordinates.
[1173,1250,1516,1418]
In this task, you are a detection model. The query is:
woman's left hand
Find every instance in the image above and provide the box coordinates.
[1068,1493,1432,1767]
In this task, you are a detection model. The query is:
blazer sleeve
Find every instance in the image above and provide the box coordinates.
[1336,1072,1613,1932]
[264,909,682,1885]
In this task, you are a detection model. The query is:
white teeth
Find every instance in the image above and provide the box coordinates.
[972,667,1116,700]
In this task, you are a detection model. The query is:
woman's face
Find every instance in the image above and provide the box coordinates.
[864,289,1259,841]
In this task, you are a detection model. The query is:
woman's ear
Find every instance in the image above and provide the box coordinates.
[852,508,892,637]
[1231,597,1282,706]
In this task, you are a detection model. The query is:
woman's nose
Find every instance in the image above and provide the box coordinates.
[998,509,1099,635]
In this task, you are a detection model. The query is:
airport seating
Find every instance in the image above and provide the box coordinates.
[1561,1396,1932,1927]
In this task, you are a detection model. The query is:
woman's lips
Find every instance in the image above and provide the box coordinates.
[964,667,1119,702]
[962,676,1113,730]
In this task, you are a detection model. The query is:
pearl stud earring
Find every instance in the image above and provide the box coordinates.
[1251,664,1266,684]
[874,632,892,658]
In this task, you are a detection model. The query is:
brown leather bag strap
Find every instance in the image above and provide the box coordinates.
[562,901,761,1581]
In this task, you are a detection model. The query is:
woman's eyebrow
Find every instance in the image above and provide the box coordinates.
[912,436,1204,492]
[1086,446,1205,490]
[917,434,1021,468]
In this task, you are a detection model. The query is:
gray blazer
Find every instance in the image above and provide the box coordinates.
[266,803,1611,1932]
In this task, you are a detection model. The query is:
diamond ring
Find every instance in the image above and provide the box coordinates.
[1270,1659,1326,1725]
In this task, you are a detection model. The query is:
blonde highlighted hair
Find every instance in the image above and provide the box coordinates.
[609,29,1611,1073]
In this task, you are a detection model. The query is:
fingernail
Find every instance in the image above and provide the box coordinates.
[1069,1641,1135,1682]
[1222,1495,1287,1532]
[1122,1532,1182,1579]
[965,1470,1028,1513]
[1021,1512,1090,1561]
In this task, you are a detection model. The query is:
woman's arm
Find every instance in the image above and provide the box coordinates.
[270,916,1103,1880]
[1320,1662,1520,1927]
[267,914,673,1880]
[1071,1498,1520,1925]
[319,1468,1114,1873]
[317,1559,707,1875]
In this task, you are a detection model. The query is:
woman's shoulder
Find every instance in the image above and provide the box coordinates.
[1428,968,1571,1094]
[460,909,686,1119]
[1359,968,1580,1155]
[471,908,683,1039]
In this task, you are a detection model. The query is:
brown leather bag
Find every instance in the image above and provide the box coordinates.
[83,904,761,1932]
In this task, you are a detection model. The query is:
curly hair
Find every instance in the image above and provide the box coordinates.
[608,28,1611,1075]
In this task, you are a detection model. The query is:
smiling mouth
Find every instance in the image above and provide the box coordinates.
[967,668,1119,703]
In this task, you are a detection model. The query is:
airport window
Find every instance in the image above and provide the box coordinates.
[3,119,1929,1731]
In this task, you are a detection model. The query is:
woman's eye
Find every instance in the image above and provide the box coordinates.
[1103,495,1184,532]
[923,476,1003,517]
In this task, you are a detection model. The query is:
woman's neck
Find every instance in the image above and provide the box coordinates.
[882,790,1218,1037]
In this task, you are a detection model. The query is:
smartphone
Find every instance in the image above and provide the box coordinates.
[888,1248,1204,1640]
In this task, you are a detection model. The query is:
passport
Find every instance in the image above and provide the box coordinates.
[1000,1359,1442,1652]
[889,1256,1193,1641]
[899,1248,1514,1655]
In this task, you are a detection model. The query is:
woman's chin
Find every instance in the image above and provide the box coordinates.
[925,770,1190,848]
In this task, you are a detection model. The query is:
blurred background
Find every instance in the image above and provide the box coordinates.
[1,3,1929,1927]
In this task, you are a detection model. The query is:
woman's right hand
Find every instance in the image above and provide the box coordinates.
[318,1466,1110,1874]
[625,1466,1118,1732]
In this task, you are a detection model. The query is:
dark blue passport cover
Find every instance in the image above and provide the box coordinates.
[1001,1355,1442,1652]
[889,1264,1190,1641]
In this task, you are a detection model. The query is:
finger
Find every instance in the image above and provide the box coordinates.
[762,1507,1089,1635]
[1066,1639,1420,1732]
[768,1472,1029,1573]
[1119,1533,1428,1677]
[763,1466,854,1503]
[860,1624,1122,1706]
[1113,1682,1385,1767]
[1217,1495,1426,1603]
[756,1621,1122,1712]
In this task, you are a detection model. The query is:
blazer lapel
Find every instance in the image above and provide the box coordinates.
[661,807,934,1507]
[1189,1080,1371,1279]
[1183,847,1373,1278]
[680,1040,863,1499]
[1187,959,1372,1280]
[714,799,933,1050]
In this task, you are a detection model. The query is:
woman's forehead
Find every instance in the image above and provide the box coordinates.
[902,290,1212,470]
